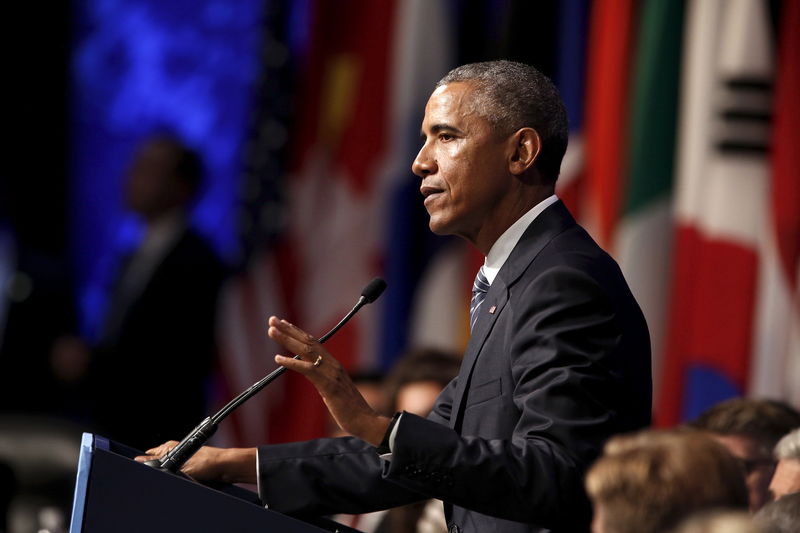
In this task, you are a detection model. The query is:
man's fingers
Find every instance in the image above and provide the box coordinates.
[268,327,315,361]
[268,316,315,344]
[145,441,177,455]
[268,316,335,379]
[134,440,179,462]
[268,318,320,362]
[275,354,317,374]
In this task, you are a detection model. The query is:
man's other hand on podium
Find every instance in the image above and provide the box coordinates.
[135,443,257,485]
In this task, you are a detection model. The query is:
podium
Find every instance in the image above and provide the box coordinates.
[69,433,359,533]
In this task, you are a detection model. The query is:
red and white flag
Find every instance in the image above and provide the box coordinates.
[657,0,776,425]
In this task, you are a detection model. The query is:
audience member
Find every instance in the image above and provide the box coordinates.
[381,349,461,533]
[769,427,800,501]
[86,134,228,450]
[384,348,462,419]
[753,492,800,533]
[689,397,800,511]
[585,428,748,533]
[335,349,461,533]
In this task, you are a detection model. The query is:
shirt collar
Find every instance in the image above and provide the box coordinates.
[482,195,559,284]
[139,210,186,259]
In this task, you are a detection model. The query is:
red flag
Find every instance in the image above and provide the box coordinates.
[749,0,800,405]
[582,0,636,249]
[266,0,397,443]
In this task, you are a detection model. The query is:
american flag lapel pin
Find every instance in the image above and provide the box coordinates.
[489,305,496,314]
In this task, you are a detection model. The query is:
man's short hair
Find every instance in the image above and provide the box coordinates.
[689,398,800,451]
[436,60,568,184]
[585,429,748,533]
[774,428,800,461]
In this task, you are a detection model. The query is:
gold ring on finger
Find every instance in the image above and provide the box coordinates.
[313,355,323,367]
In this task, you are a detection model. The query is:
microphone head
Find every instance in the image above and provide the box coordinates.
[361,277,387,303]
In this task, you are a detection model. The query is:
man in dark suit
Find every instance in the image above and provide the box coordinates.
[90,135,227,451]
[140,61,651,532]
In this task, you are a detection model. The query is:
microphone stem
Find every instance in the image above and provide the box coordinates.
[155,296,368,472]
[212,296,366,424]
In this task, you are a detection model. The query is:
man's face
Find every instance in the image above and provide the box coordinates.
[769,458,800,501]
[412,82,513,247]
[713,434,776,511]
[126,140,186,218]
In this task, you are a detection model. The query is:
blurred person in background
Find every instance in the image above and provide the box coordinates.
[688,397,800,511]
[335,348,461,533]
[383,349,461,423]
[381,348,461,533]
[585,429,748,533]
[768,427,800,501]
[71,134,228,451]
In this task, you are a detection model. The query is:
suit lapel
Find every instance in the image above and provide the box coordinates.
[448,201,577,431]
[449,278,508,429]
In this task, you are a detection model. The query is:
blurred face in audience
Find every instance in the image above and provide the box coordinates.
[769,458,800,501]
[395,380,442,417]
[713,434,775,511]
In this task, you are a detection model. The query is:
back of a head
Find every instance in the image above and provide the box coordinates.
[436,60,568,184]
[753,492,800,533]
[586,429,748,533]
[689,398,800,449]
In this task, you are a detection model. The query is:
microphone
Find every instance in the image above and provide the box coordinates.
[360,277,387,303]
[146,277,387,473]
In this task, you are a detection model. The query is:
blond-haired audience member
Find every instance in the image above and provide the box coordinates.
[585,429,748,533]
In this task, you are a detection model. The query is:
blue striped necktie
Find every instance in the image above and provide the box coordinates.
[470,266,490,331]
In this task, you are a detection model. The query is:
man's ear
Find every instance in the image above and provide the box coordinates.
[508,128,541,176]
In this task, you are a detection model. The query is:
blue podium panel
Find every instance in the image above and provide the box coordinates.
[70,434,356,533]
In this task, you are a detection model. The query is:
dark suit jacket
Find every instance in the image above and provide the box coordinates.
[90,228,227,451]
[257,201,651,532]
